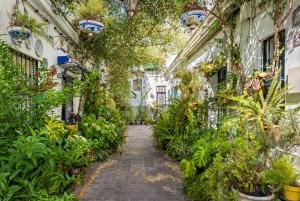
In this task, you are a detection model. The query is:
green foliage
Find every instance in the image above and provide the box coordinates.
[265,156,299,190]
[180,119,241,200]
[80,114,122,150]
[11,10,51,41]
[77,0,107,20]
[52,0,189,121]
[228,71,288,147]
[0,118,92,200]
[0,41,72,137]
[154,69,207,160]
[82,71,126,128]
[0,41,126,200]
[79,70,125,153]
[183,71,299,199]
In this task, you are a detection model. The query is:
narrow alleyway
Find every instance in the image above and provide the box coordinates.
[79,126,186,201]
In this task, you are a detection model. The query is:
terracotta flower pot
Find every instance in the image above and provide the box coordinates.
[283,185,300,201]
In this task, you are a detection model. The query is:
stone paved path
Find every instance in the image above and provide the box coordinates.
[79,126,187,201]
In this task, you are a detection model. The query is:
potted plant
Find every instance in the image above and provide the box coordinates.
[8,9,45,44]
[226,135,275,201]
[265,156,300,201]
[66,113,81,130]
[227,71,300,200]
[77,0,106,34]
[179,0,206,29]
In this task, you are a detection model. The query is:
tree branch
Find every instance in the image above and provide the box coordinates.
[280,0,293,25]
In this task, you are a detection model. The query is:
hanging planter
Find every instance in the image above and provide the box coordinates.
[180,1,206,29]
[77,0,106,34]
[8,25,32,44]
[79,20,104,33]
[8,0,46,44]
[8,0,32,44]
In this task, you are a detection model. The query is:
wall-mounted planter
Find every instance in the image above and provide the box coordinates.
[180,10,206,29]
[8,26,32,44]
[79,20,104,33]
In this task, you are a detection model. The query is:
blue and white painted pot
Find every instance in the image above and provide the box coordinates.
[79,20,104,33]
[180,10,206,28]
[8,26,32,44]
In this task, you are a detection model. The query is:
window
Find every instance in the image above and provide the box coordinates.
[133,79,142,91]
[217,66,227,119]
[262,31,285,82]
[156,86,166,93]
[157,86,166,106]
[11,49,38,83]
[217,66,227,86]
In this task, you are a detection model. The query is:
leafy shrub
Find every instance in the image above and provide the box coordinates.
[0,118,94,200]
[79,71,126,153]
[264,156,299,190]
[80,114,123,150]
[0,41,72,138]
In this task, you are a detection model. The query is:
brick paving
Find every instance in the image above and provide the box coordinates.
[79,126,187,201]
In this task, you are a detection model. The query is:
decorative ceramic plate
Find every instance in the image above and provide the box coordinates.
[35,39,43,57]
[25,35,34,49]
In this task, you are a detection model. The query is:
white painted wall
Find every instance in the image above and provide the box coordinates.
[166,0,300,168]
[0,0,80,119]
[168,0,300,103]
[130,70,170,111]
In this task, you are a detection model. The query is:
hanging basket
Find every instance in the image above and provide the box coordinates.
[8,0,33,43]
[180,1,206,29]
[8,26,32,44]
[79,20,104,33]
[180,10,206,29]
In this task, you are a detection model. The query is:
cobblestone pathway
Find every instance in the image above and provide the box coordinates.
[79,126,186,201]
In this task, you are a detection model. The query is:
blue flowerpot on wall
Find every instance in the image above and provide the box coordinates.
[8,26,32,44]
[79,20,104,33]
[180,10,206,29]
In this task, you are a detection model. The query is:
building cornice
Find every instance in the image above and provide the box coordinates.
[27,0,78,44]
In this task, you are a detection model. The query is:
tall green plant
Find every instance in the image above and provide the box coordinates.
[0,118,92,200]
[0,41,72,138]
[228,72,288,151]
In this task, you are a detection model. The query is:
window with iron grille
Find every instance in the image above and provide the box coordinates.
[11,49,38,83]
[10,50,39,109]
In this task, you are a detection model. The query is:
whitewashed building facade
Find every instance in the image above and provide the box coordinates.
[166,0,300,107]
[0,0,85,123]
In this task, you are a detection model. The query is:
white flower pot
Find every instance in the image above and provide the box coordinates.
[232,187,274,201]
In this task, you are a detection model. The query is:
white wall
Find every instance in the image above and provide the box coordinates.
[130,70,170,109]
[0,0,79,119]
